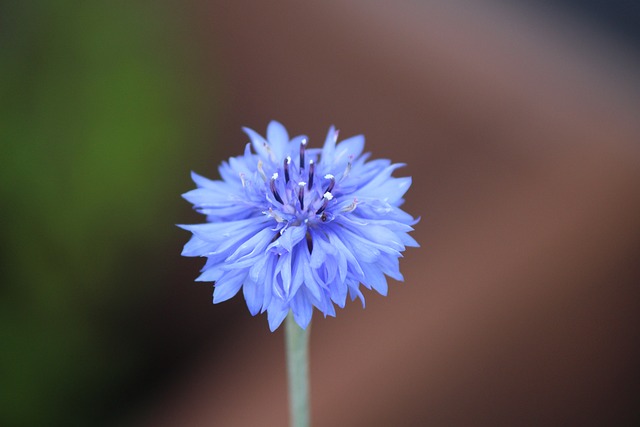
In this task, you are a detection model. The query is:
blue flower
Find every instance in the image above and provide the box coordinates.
[179,121,418,331]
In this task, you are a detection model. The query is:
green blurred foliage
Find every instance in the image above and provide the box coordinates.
[0,1,217,425]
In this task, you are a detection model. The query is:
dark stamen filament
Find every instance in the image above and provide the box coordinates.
[308,159,315,188]
[324,174,335,194]
[316,191,333,215]
[270,173,284,204]
[284,156,291,183]
[298,182,306,210]
[299,139,307,170]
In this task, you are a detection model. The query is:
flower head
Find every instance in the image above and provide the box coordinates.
[179,121,418,331]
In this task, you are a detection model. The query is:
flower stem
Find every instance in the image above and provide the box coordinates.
[285,313,311,427]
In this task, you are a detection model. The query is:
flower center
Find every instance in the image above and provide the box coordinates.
[263,139,349,227]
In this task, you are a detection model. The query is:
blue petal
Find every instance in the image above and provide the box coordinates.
[326,228,365,279]
[308,230,334,268]
[316,291,336,317]
[182,187,235,205]
[310,233,339,283]
[320,125,337,166]
[195,263,225,282]
[270,224,307,253]
[291,289,313,329]
[289,246,306,299]
[399,232,420,248]
[248,252,270,282]
[336,216,405,252]
[334,134,365,164]
[213,269,247,303]
[242,278,263,316]
[332,227,380,264]
[303,270,323,303]
[298,245,323,303]
[328,277,348,308]
[178,217,269,243]
[276,251,292,297]
[360,262,389,296]
[226,227,277,264]
[261,255,276,312]
[378,255,404,282]
[242,126,271,161]
[267,120,289,159]
[181,235,215,257]
[267,297,289,332]
[355,201,417,225]
[190,171,218,188]
[354,164,406,199]
[348,285,366,307]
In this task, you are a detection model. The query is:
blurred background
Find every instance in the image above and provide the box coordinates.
[1,0,639,426]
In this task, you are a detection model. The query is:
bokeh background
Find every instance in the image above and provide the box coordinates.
[1,1,639,426]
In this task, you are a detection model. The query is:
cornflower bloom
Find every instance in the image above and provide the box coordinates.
[180,121,418,331]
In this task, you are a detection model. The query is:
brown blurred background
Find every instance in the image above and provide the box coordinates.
[1,0,639,426]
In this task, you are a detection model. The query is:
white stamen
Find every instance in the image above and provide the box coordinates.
[263,142,274,161]
[341,157,352,180]
[257,160,267,182]
[267,207,285,223]
[342,197,358,212]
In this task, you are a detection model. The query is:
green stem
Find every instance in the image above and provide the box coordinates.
[285,313,311,427]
